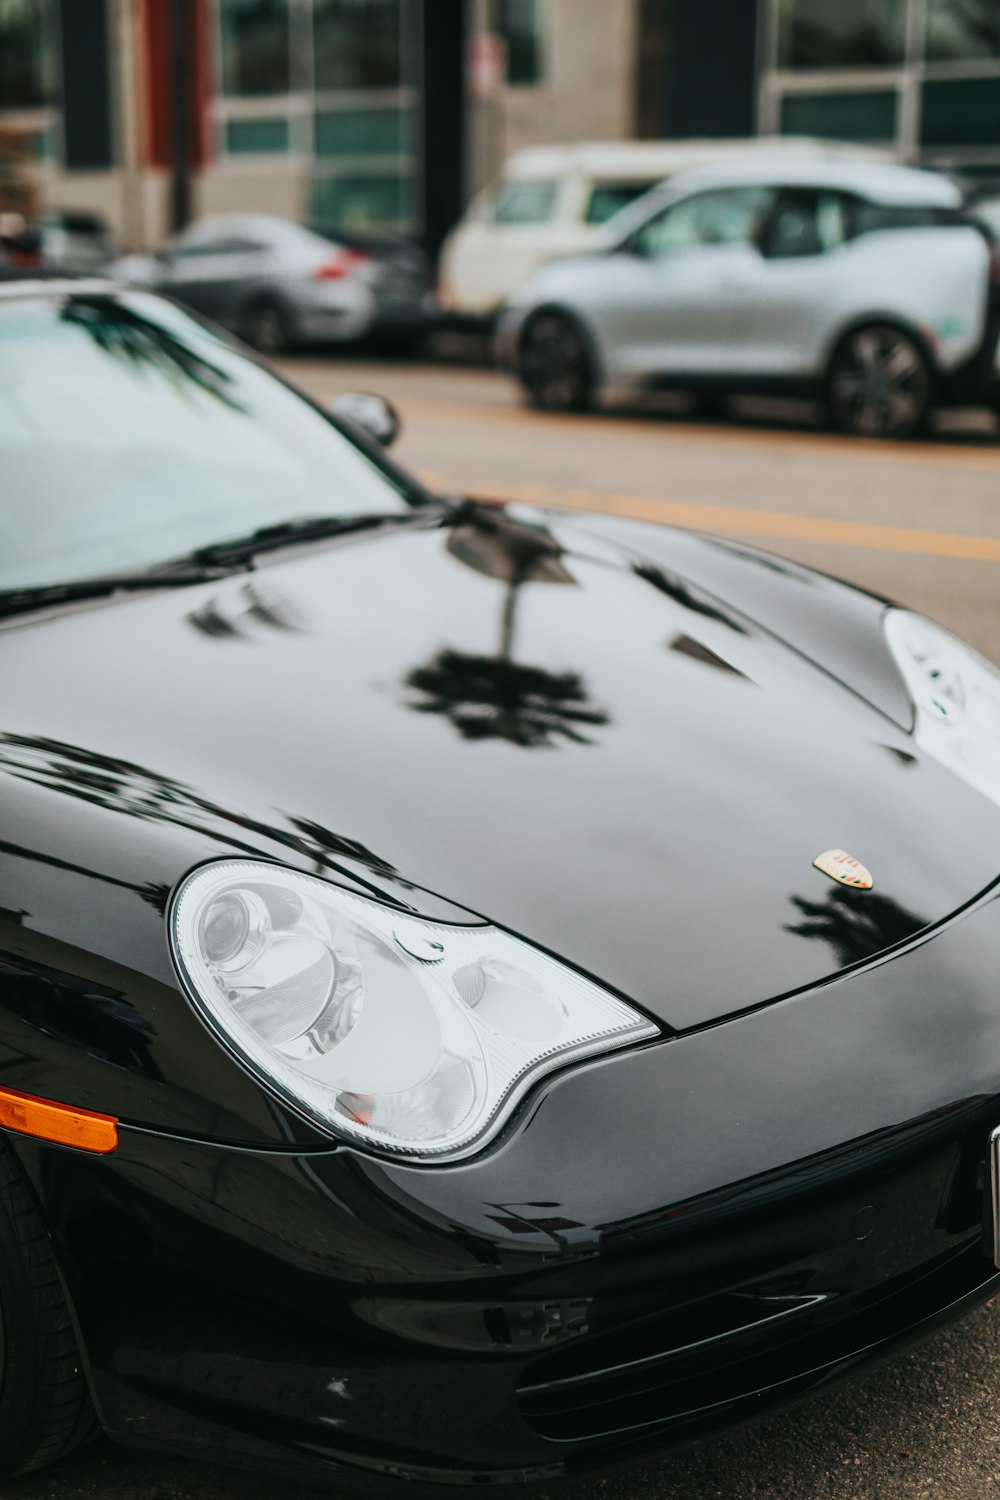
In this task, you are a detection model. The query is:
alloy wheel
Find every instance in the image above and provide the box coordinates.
[519,312,592,412]
[244,302,288,355]
[828,325,931,439]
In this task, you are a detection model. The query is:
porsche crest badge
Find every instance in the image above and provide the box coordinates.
[813,849,873,890]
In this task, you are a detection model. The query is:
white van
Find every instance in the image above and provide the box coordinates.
[438,137,893,320]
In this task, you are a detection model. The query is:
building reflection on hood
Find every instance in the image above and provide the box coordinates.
[405,506,611,749]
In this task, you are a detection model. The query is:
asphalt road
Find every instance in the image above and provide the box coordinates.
[8,360,1000,1500]
[288,355,1000,661]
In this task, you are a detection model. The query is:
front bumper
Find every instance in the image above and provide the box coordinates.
[13,884,1000,1488]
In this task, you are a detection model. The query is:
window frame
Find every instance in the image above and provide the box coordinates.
[211,1,420,233]
[496,0,546,88]
[758,186,854,259]
[759,0,1000,173]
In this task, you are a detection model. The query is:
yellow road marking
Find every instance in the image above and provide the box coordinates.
[422,473,1000,563]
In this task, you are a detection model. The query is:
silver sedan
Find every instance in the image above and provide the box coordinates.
[111,212,435,353]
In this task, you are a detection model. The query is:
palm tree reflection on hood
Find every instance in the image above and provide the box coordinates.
[405,507,610,749]
[786,886,929,967]
[60,295,246,414]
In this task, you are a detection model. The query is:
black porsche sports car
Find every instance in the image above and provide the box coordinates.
[2,280,1000,1491]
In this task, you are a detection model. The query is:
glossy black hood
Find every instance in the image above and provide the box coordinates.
[3,506,1000,1034]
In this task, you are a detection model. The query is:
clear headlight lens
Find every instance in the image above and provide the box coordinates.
[884,609,1000,806]
[170,861,658,1162]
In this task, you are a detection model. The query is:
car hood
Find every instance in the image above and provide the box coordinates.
[4,508,1000,1034]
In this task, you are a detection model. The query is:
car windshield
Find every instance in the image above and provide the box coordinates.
[584,181,656,225]
[0,291,416,591]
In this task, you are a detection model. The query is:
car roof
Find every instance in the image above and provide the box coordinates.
[502,137,895,182]
[172,213,314,246]
[641,157,963,207]
[0,276,115,301]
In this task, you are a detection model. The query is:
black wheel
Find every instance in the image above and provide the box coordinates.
[518,311,593,412]
[0,1142,95,1475]
[827,324,932,439]
[241,299,291,355]
[693,390,730,422]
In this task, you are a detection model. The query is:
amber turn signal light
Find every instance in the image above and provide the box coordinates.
[0,1086,118,1154]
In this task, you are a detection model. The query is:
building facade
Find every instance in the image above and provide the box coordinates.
[0,0,469,251]
[1,0,998,256]
[758,0,1000,173]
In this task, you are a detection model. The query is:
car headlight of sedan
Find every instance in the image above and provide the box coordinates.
[170,860,658,1162]
[884,609,1000,806]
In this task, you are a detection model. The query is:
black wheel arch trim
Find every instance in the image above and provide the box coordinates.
[517,303,605,391]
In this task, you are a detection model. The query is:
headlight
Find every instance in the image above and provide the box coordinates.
[170,861,658,1162]
[884,609,1000,806]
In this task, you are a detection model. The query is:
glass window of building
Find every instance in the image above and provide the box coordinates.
[219,0,291,96]
[776,0,907,69]
[925,0,1000,61]
[314,105,411,157]
[224,118,291,154]
[309,173,411,231]
[779,90,898,141]
[0,0,53,108]
[921,77,1000,147]
[497,0,543,85]
[764,0,1000,171]
[313,0,403,89]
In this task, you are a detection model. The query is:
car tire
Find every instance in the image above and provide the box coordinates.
[0,1141,95,1475]
[826,324,932,439]
[693,390,730,422]
[518,311,594,413]
[240,299,292,355]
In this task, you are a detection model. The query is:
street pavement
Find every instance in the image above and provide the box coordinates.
[7,358,1000,1500]
[290,354,1000,663]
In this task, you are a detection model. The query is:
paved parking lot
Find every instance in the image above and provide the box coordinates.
[7,358,1000,1500]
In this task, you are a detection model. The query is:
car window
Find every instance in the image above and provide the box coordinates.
[762,189,850,258]
[0,292,416,591]
[632,187,775,257]
[492,182,558,225]
[584,181,655,225]
[851,200,971,236]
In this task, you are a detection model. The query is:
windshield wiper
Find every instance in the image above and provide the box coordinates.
[0,508,451,621]
[178,507,447,569]
[0,568,229,621]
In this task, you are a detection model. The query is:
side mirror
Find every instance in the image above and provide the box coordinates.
[327,391,401,448]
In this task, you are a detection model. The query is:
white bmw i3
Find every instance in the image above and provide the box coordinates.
[496,159,1000,438]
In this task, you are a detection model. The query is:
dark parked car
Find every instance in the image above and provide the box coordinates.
[3,280,1000,1488]
[0,209,115,278]
[110,212,435,352]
